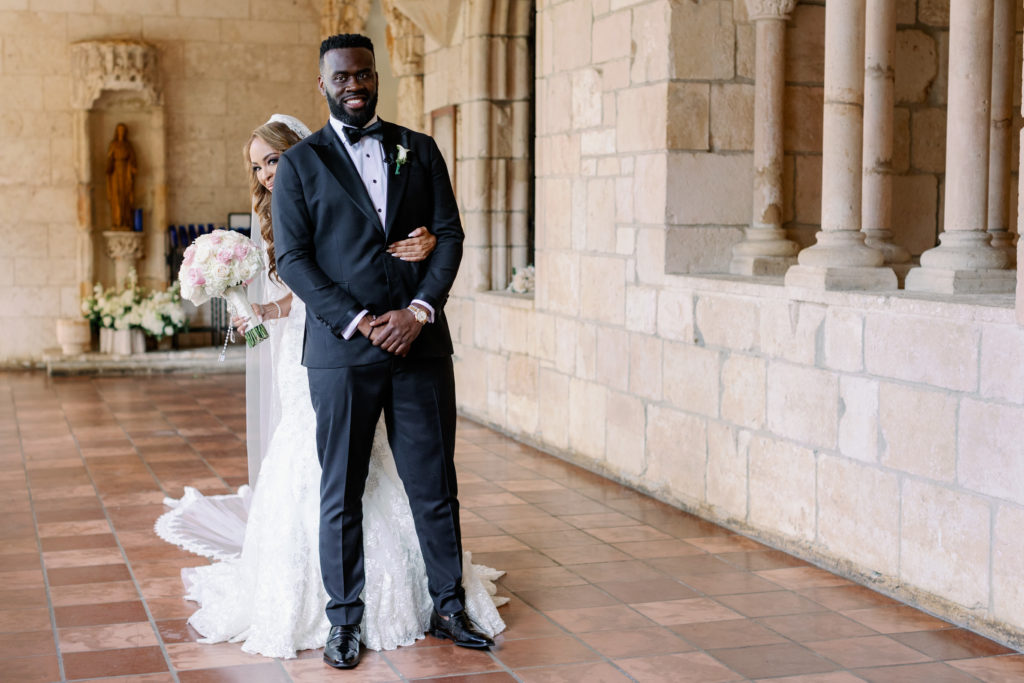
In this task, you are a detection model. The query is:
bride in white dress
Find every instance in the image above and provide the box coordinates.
[155,114,506,659]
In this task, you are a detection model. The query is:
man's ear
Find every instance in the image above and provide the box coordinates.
[317,75,326,96]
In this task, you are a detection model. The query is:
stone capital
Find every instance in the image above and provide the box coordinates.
[745,0,797,21]
[70,40,161,110]
[103,230,145,262]
[391,0,464,46]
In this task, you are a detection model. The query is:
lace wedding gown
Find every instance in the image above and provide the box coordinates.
[156,292,506,659]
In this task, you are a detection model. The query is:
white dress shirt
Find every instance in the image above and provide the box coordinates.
[328,116,435,339]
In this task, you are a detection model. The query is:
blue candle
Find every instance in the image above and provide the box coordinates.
[133,208,143,232]
[168,225,178,248]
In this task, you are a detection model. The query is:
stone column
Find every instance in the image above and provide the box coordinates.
[730,0,800,276]
[987,0,1016,265]
[785,0,896,290]
[905,0,1013,293]
[861,0,909,266]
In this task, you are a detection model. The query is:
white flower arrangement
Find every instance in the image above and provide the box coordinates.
[136,284,188,340]
[81,270,188,340]
[506,264,535,295]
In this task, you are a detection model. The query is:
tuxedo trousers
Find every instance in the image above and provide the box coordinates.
[307,356,464,627]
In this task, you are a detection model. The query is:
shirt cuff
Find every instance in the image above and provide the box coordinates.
[411,299,435,323]
[342,310,370,340]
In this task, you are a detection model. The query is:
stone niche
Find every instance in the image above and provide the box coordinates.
[70,40,167,294]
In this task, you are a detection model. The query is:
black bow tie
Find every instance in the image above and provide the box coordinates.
[344,121,383,145]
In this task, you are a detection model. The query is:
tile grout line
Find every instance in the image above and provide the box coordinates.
[470,432,862,681]
[470,432,647,683]
[65,380,183,683]
[20,384,69,683]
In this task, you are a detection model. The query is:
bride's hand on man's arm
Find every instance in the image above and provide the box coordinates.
[387,227,436,261]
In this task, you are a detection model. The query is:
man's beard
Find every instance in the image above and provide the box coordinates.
[327,90,378,128]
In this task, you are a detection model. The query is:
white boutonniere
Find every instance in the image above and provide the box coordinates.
[394,144,410,175]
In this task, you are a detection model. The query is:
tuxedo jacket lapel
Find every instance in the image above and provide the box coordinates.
[382,122,410,241]
[308,125,379,227]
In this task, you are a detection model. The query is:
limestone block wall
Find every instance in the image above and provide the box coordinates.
[0,1,323,362]
[443,0,1024,646]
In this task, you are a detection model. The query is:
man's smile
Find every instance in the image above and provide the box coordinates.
[343,94,369,109]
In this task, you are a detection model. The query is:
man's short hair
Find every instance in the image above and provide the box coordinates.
[319,33,375,65]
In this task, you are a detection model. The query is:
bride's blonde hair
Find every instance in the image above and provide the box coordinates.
[244,121,303,281]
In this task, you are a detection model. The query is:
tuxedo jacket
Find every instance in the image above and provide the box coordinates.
[272,120,463,369]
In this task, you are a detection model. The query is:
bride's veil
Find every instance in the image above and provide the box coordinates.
[245,212,276,484]
[245,113,312,485]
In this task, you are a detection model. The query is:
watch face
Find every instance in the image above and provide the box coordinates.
[412,307,427,323]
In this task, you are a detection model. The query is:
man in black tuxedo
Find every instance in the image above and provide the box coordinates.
[272,34,492,669]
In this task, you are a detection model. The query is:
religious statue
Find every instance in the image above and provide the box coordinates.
[105,122,137,230]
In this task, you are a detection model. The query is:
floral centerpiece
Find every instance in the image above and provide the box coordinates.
[179,229,267,347]
[506,264,535,294]
[81,270,188,353]
[136,282,188,340]
[81,271,142,330]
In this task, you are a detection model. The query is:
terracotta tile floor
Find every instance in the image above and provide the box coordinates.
[1,371,1022,682]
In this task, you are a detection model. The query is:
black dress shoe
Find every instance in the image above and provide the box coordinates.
[323,624,361,669]
[429,609,494,649]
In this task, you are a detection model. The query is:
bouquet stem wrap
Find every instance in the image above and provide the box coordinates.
[222,285,268,348]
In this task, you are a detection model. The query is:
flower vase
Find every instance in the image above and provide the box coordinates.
[131,329,146,354]
[99,327,114,354]
[112,329,133,355]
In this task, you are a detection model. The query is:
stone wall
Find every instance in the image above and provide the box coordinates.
[438,0,1024,646]
[0,0,324,362]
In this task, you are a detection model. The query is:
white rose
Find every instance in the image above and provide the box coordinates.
[210,262,232,286]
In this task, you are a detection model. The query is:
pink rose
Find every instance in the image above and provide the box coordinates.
[210,232,222,245]
[216,249,234,264]
[183,246,195,265]
[189,267,206,286]
[234,244,250,260]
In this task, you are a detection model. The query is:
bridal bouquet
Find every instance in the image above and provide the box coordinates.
[178,229,268,347]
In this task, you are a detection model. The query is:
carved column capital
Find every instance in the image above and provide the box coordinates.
[320,0,371,38]
[103,230,145,262]
[70,40,161,110]
[745,0,797,21]
[390,0,464,46]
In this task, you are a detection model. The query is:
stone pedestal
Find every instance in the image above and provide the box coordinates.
[55,319,91,355]
[906,0,1012,294]
[103,230,145,287]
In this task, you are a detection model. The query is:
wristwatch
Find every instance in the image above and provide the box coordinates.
[408,305,428,325]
